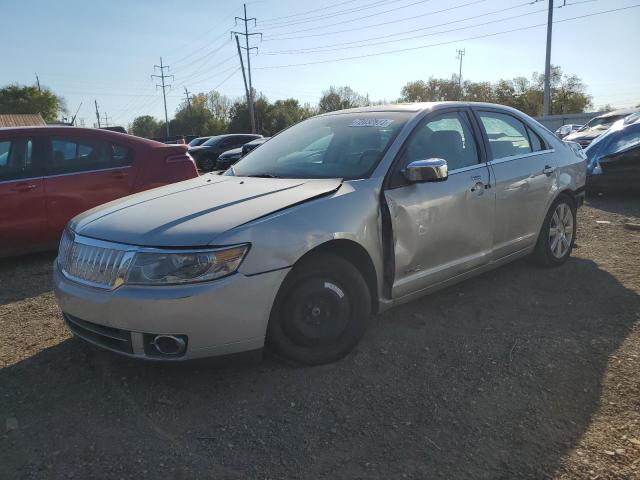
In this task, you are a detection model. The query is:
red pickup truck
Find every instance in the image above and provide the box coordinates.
[0,127,198,257]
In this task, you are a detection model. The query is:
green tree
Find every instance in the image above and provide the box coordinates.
[399,77,459,102]
[227,94,271,134]
[0,83,66,122]
[130,115,161,138]
[399,66,591,117]
[533,65,592,115]
[264,98,309,136]
[318,86,367,113]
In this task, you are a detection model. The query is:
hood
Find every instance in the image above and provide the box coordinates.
[220,147,242,159]
[188,145,210,153]
[564,129,603,142]
[70,175,342,247]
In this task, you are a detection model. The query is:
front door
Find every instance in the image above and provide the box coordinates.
[384,109,494,300]
[474,109,557,259]
[0,135,46,255]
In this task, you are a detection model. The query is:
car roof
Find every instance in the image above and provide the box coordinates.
[0,126,164,146]
[317,101,533,118]
[246,137,269,144]
[596,108,639,118]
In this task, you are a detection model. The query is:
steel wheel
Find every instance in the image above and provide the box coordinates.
[549,202,574,259]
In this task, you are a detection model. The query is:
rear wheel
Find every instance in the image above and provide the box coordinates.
[533,195,576,266]
[267,253,371,365]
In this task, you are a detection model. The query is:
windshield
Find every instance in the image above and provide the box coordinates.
[202,135,223,146]
[188,137,206,146]
[579,115,626,132]
[230,112,410,179]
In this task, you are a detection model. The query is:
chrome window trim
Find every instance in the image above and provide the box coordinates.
[46,165,131,179]
[486,149,555,166]
[0,175,45,185]
[0,165,131,184]
[448,163,488,175]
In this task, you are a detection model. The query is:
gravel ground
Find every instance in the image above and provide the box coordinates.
[1,195,639,479]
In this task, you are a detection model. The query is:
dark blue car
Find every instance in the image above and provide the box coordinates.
[585,116,640,193]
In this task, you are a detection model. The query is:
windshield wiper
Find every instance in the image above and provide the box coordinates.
[245,174,280,178]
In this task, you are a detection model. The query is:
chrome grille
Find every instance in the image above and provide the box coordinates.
[58,231,132,289]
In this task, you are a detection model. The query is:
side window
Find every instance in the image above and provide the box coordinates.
[402,111,479,172]
[0,138,35,181]
[527,126,545,152]
[478,112,532,160]
[48,137,131,174]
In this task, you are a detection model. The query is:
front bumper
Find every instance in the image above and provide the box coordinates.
[53,262,289,360]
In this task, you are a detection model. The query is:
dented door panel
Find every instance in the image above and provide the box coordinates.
[384,164,493,299]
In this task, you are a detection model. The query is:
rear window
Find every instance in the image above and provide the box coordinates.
[478,112,532,159]
[49,137,132,174]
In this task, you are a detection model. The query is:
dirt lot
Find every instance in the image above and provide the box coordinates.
[1,196,639,479]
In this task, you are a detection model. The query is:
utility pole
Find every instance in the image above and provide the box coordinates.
[234,35,254,134]
[232,4,262,134]
[543,0,553,116]
[183,86,192,111]
[184,86,194,134]
[102,112,111,128]
[94,100,101,128]
[70,101,83,126]
[152,57,173,139]
[456,48,465,100]
[35,73,41,93]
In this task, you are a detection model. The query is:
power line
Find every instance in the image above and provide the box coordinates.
[259,0,402,27]
[263,4,545,54]
[262,0,491,41]
[261,0,436,34]
[256,4,640,69]
[175,53,237,88]
[259,0,359,23]
[175,53,236,86]
[151,57,174,138]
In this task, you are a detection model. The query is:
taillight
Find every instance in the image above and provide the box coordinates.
[165,153,195,165]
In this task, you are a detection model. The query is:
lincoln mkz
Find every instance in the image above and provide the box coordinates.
[54,102,587,364]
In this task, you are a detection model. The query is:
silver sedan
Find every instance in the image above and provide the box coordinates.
[54,102,587,365]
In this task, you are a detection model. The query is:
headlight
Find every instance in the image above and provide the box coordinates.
[126,244,249,285]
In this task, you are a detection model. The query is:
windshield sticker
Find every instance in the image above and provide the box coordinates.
[348,118,394,128]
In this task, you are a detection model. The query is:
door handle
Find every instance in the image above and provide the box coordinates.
[111,171,128,179]
[543,165,556,175]
[12,183,37,192]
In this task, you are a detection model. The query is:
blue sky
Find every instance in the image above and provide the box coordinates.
[2,0,639,127]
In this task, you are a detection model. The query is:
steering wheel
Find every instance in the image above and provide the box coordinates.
[358,149,381,165]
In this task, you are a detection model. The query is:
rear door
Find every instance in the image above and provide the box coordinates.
[384,108,494,299]
[473,109,557,259]
[0,134,47,254]
[43,135,135,243]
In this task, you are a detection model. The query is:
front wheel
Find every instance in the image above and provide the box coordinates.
[267,253,371,365]
[533,195,577,266]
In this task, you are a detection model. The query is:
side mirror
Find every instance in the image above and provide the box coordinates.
[403,158,448,183]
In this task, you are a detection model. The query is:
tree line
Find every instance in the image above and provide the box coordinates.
[131,66,594,139]
[0,66,610,138]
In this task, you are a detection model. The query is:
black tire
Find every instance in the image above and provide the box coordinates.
[532,194,577,267]
[267,253,371,365]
